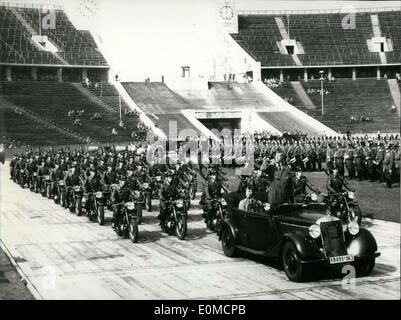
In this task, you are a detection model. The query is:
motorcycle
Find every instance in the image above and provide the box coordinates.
[141,182,152,213]
[326,191,362,225]
[131,189,144,225]
[160,198,188,240]
[188,173,197,200]
[69,185,84,216]
[53,180,66,206]
[40,175,52,198]
[18,169,28,188]
[114,201,139,243]
[203,197,228,233]
[85,191,106,225]
[152,175,163,198]
[384,169,393,188]
[29,171,38,191]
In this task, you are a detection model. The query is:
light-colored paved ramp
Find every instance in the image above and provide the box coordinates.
[0,163,399,300]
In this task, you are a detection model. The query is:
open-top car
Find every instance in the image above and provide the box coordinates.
[219,192,380,282]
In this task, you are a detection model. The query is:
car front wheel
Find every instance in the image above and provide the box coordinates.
[282,241,305,282]
[221,227,236,257]
[354,258,375,277]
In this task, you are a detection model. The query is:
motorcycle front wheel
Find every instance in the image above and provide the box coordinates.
[97,206,105,225]
[137,204,143,225]
[145,194,152,212]
[175,214,187,240]
[75,198,83,216]
[129,219,139,243]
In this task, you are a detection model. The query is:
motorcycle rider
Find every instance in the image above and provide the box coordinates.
[327,167,355,196]
[64,165,84,207]
[201,169,224,224]
[83,167,105,217]
[291,166,321,203]
[158,171,177,229]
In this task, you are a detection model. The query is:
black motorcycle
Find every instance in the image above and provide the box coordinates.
[85,191,106,225]
[40,175,52,198]
[203,197,228,233]
[326,191,362,225]
[160,198,188,240]
[29,171,38,191]
[53,180,66,206]
[69,185,84,216]
[141,182,152,213]
[114,200,140,243]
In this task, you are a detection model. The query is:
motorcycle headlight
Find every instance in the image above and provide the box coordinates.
[348,192,355,200]
[95,191,103,198]
[58,181,64,186]
[33,172,36,176]
[311,193,318,202]
[143,183,149,189]
[219,198,227,206]
[126,202,135,210]
[82,197,87,204]
[21,170,25,173]
[44,175,50,180]
[308,224,321,239]
[73,186,81,192]
[176,200,184,208]
[348,221,359,236]
[156,176,161,181]
[263,203,271,211]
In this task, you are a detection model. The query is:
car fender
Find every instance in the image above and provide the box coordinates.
[282,232,322,261]
[347,228,378,256]
[219,219,238,242]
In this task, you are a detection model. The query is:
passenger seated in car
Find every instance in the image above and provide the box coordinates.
[239,185,263,212]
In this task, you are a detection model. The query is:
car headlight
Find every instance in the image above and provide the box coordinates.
[348,192,355,200]
[263,203,271,211]
[126,202,135,210]
[308,224,321,239]
[311,193,318,202]
[95,191,103,198]
[220,198,227,206]
[348,221,359,235]
[176,200,184,208]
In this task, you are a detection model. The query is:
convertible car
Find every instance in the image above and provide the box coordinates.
[219,192,380,282]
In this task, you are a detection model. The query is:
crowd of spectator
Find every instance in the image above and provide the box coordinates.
[349,115,372,123]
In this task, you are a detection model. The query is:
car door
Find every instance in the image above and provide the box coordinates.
[230,208,249,247]
[245,210,275,252]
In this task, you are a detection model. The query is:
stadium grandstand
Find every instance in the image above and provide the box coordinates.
[0,1,400,149]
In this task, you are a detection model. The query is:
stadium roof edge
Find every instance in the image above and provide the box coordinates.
[0,63,109,68]
[0,1,63,10]
[261,63,401,69]
[238,6,401,15]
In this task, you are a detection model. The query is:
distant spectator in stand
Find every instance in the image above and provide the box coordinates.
[396,73,401,82]
[112,128,118,136]
[94,82,99,90]
[384,73,388,80]
[331,76,336,82]
[390,104,397,113]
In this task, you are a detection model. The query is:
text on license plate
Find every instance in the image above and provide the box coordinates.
[329,255,354,264]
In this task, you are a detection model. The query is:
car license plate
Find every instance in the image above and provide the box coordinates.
[329,255,354,264]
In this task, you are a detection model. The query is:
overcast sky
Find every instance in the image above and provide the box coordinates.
[5,0,401,80]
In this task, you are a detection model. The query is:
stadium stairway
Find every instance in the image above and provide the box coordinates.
[290,82,315,109]
[387,79,401,114]
[121,82,201,137]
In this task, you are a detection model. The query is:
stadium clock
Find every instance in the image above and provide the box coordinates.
[79,0,99,18]
[220,5,234,21]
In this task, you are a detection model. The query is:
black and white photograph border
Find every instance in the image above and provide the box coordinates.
[0,0,400,301]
